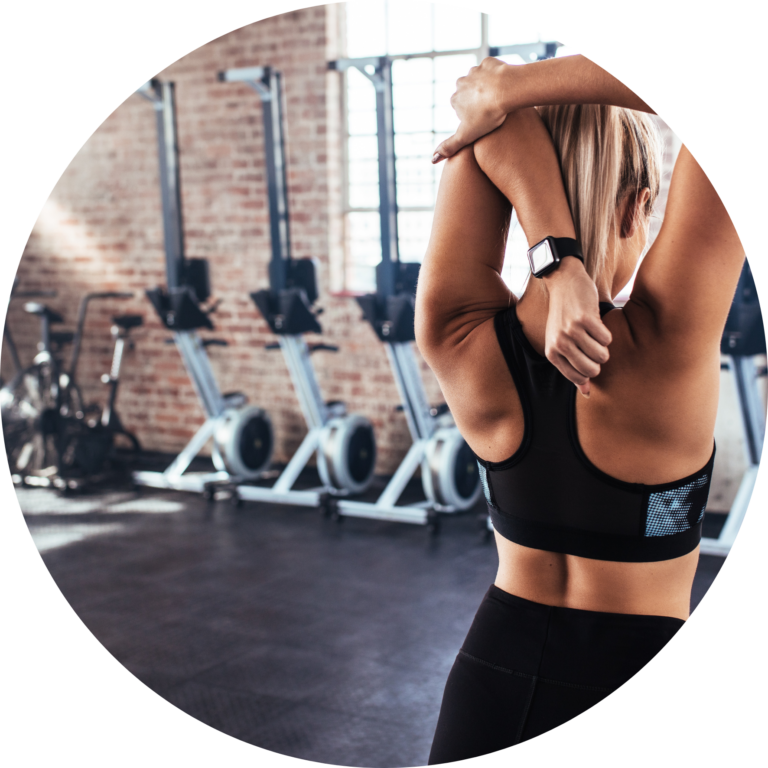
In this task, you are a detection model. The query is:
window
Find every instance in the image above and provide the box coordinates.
[340,0,576,294]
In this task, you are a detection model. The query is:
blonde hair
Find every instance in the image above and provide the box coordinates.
[536,104,662,281]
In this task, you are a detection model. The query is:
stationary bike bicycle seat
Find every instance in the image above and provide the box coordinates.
[23,302,63,324]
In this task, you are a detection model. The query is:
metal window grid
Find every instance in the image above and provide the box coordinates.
[338,7,561,294]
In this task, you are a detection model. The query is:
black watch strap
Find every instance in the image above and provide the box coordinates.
[552,237,584,263]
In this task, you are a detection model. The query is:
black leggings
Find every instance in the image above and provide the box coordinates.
[429,585,684,764]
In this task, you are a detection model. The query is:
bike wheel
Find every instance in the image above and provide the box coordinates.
[1,362,60,477]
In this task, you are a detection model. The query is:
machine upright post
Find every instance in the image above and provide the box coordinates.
[262,69,292,280]
[152,81,186,291]
[326,54,483,524]
[373,57,399,296]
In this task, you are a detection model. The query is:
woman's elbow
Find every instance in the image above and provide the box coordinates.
[414,290,444,362]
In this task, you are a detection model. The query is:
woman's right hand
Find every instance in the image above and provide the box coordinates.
[432,58,515,163]
[543,257,612,397]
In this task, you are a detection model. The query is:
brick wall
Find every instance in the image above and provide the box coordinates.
[5,3,435,473]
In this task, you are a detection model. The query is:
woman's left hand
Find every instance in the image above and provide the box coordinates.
[432,58,513,163]
[543,258,613,397]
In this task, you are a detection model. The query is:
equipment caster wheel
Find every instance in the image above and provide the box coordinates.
[319,494,343,523]
[202,484,215,502]
[230,490,243,508]
[427,512,441,536]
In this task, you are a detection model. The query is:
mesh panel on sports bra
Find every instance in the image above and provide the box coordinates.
[645,474,710,537]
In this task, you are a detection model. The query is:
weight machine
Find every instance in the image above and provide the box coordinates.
[328,51,563,527]
[218,66,376,509]
[701,261,766,556]
[131,79,274,495]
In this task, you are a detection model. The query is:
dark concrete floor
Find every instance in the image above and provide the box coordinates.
[17,474,726,768]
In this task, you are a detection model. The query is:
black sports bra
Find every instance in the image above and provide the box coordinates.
[477,302,715,563]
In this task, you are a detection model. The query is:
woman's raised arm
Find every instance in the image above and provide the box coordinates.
[433,55,653,162]
[417,108,612,397]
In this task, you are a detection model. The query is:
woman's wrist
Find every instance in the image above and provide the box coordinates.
[541,254,587,293]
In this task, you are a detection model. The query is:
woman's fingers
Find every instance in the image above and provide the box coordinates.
[550,352,592,397]
[433,132,464,163]
[583,313,613,347]
[570,326,610,364]
[547,329,610,368]
[550,339,602,379]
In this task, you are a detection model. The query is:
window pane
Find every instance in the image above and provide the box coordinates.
[434,79,456,107]
[394,108,433,134]
[502,211,530,296]
[393,80,433,111]
[348,135,378,161]
[395,132,434,159]
[434,105,459,134]
[434,54,476,83]
[348,159,379,187]
[401,159,438,201]
[434,8,481,51]
[396,157,433,186]
[347,65,375,95]
[488,10,543,48]
[347,212,382,293]
[386,0,433,54]
[348,211,380,242]
[346,0,387,58]
[348,109,377,136]
[398,211,433,262]
[392,57,433,85]
[348,263,377,294]
[349,184,380,208]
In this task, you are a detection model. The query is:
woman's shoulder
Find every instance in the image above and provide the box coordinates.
[622,147,744,361]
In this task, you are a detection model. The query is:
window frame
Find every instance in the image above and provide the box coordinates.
[335,13,491,296]
[331,9,563,297]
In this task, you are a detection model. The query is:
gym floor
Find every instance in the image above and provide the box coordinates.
[17,466,726,768]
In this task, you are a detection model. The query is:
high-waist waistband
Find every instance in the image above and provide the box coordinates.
[460,585,685,691]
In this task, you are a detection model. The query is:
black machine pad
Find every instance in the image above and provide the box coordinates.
[721,261,765,356]
[251,288,322,336]
[112,315,144,330]
[146,286,214,331]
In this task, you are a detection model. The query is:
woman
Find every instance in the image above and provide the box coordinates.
[415,55,744,762]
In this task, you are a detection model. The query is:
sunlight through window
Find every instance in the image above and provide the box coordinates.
[341,1,571,293]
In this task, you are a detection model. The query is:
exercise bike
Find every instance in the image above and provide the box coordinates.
[1,278,57,390]
[1,290,142,489]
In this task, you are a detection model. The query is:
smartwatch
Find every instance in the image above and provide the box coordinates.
[527,237,584,278]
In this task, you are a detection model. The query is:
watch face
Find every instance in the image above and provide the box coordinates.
[529,239,556,275]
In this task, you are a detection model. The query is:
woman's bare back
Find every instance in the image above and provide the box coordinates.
[483,294,719,620]
[416,111,743,622]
